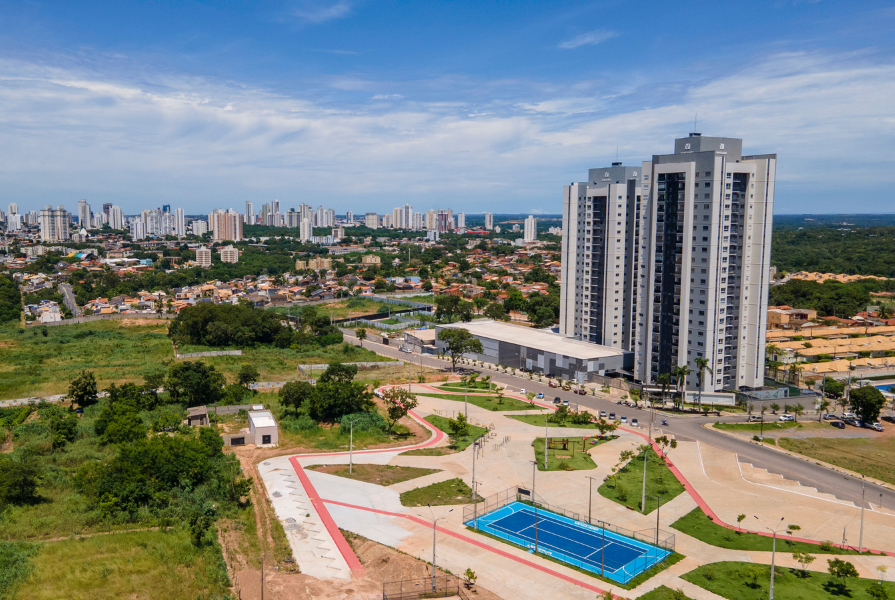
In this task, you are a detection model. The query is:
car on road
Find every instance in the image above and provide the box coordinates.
[609,412,616,420]
[620,416,628,424]
[748,415,763,422]
[548,381,558,388]
[520,388,526,395]
[536,392,544,399]
[779,414,794,422]
[830,421,846,429]
[599,410,607,418]
[553,397,562,404]
[399,347,412,353]
[631,418,639,427]
[822,413,838,420]
[562,399,570,407]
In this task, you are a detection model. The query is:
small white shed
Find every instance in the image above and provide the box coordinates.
[248,410,279,446]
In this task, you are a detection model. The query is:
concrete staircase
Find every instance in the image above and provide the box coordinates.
[736,460,856,506]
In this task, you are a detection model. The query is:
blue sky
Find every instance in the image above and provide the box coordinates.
[1,0,894,215]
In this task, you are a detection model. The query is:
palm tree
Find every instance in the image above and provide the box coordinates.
[879,304,893,320]
[694,357,710,412]
[674,365,692,409]
[657,373,672,409]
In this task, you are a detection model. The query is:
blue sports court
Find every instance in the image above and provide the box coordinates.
[466,502,672,584]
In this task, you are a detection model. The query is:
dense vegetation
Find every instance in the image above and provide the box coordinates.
[772,225,895,278]
[0,275,21,324]
[767,278,895,317]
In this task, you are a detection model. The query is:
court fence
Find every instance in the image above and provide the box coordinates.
[381,574,471,600]
[463,487,676,584]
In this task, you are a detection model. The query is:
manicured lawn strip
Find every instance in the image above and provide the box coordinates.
[439,382,498,392]
[400,478,479,507]
[681,560,895,600]
[18,530,232,600]
[401,447,456,456]
[533,437,610,471]
[508,413,610,429]
[636,585,693,599]
[466,526,684,591]
[418,392,543,412]
[778,436,895,486]
[598,448,686,513]
[712,421,800,432]
[305,464,440,486]
[424,415,488,451]
[670,508,863,555]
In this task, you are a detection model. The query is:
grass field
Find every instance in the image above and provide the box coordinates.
[424,415,488,451]
[439,381,498,392]
[670,508,861,555]
[681,560,895,600]
[532,437,603,471]
[306,463,439,486]
[507,413,608,429]
[0,320,389,400]
[400,478,478,507]
[598,448,686,513]
[636,586,692,599]
[14,530,231,600]
[778,435,895,485]
[417,392,543,412]
[712,421,802,432]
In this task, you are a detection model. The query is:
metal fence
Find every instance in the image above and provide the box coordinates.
[382,574,471,600]
[176,349,243,358]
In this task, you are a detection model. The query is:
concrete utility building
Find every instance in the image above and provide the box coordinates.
[435,320,631,381]
[248,410,279,446]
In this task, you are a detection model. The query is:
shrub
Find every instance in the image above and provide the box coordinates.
[282,415,318,433]
[616,484,628,502]
[339,411,387,434]
[820,540,834,551]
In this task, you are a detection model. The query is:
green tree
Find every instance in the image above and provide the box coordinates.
[382,387,419,433]
[483,302,509,321]
[434,294,461,322]
[279,381,317,415]
[448,412,470,446]
[38,403,78,450]
[236,364,260,388]
[0,456,41,506]
[68,370,98,409]
[828,558,859,582]
[793,551,815,578]
[849,386,887,425]
[307,363,374,423]
[166,361,226,407]
[95,402,147,445]
[437,328,484,372]
[356,327,367,347]
[503,288,526,312]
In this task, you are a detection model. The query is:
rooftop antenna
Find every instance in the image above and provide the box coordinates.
[616,146,619,161]
[694,113,697,131]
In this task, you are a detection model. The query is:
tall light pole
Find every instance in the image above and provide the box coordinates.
[347,415,361,474]
[846,475,866,552]
[422,504,453,593]
[544,415,549,471]
[655,494,663,544]
[585,476,598,525]
[754,516,785,600]
[530,460,539,554]
[464,376,469,419]
[642,399,656,513]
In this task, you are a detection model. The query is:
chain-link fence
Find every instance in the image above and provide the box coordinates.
[382,574,471,600]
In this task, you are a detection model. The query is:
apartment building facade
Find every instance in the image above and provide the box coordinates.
[560,134,776,392]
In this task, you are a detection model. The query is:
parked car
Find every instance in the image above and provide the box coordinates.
[870,422,885,432]
[574,388,587,395]
[822,413,838,420]
[620,416,628,424]
[562,399,570,407]
[536,392,545,399]
[748,415,763,422]
[842,412,857,420]
[553,397,562,404]
[399,347,413,353]
[520,388,526,395]
[846,418,861,427]
[609,412,616,420]
[631,418,639,427]
[549,381,558,388]
[779,414,795,422]
[830,421,845,429]
[599,410,607,418]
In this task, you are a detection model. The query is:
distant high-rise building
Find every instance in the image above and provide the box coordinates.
[346,210,354,224]
[195,245,212,267]
[173,208,186,237]
[6,214,22,232]
[485,213,494,230]
[425,209,438,231]
[109,206,124,230]
[129,220,145,241]
[245,201,254,225]
[364,213,379,229]
[102,203,112,218]
[300,217,313,241]
[457,213,466,229]
[40,205,70,242]
[560,134,776,392]
[523,215,537,242]
[436,210,452,233]
[77,199,91,228]
[285,208,300,228]
[392,207,402,229]
[8,203,18,215]
[211,209,243,242]
[412,211,424,230]
[162,204,171,214]
[192,220,208,236]
[219,245,239,263]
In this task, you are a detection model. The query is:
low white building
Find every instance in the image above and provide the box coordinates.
[248,410,278,446]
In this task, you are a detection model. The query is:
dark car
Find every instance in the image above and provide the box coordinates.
[574,388,587,395]
[553,397,562,404]
[830,421,845,429]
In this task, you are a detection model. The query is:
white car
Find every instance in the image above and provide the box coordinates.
[779,414,795,422]
[599,410,607,418]
[562,399,570,407]
[631,418,639,427]
[520,389,526,395]
[620,416,628,424]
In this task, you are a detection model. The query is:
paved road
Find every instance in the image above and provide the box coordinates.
[344,331,895,510]
[58,283,81,317]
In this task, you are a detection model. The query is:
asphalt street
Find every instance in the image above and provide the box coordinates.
[58,282,81,317]
[345,331,895,510]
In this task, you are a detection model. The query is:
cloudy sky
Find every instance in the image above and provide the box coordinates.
[1,0,894,215]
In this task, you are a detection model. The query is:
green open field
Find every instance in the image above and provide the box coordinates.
[712,420,802,432]
[424,415,488,451]
[598,447,686,513]
[416,391,543,412]
[532,437,601,471]
[507,413,609,430]
[681,560,895,600]
[778,435,895,485]
[670,508,861,554]
[306,463,439,486]
[0,320,389,400]
[399,478,478,507]
[10,530,231,600]
[267,297,418,320]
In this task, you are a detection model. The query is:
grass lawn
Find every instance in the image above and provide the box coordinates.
[439,381,498,392]
[267,298,397,320]
[306,463,439,486]
[424,415,489,451]
[682,560,895,600]
[400,478,478,507]
[400,447,456,457]
[14,530,231,600]
[670,508,862,555]
[778,436,895,486]
[417,392,543,412]
[507,413,612,430]
[532,437,608,471]
[598,448,686,513]
[636,585,692,599]
[712,421,802,432]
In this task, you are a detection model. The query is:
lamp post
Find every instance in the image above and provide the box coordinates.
[421,504,453,593]
[530,460,539,554]
[585,476,598,525]
[464,376,469,419]
[754,516,785,600]
[544,415,549,471]
[655,494,663,544]
[347,415,361,474]
[846,475,866,552]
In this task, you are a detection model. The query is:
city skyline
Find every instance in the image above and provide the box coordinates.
[0,2,893,214]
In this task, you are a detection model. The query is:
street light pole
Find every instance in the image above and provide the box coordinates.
[464,377,469,419]
[530,460,539,554]
[424,504,453,593]
[585,476,598,525]
[754,516,785,600]
[655,494,663,544]
[544,415,549,471]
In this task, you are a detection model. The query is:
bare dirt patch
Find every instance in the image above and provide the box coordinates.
[306,463,440,486]
[116,318,168,328]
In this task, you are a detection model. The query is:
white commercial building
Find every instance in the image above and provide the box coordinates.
[109,205,124,230]
[523,215,537,242]
[39,205,70,242]
[485,213,493,230]
[560,134,776,392]
[129,220,145,241]
[364,212,379,229]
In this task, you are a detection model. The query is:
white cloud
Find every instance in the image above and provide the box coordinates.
[292,1,352,24]
[558,30,618,50]
[372,94,403,101]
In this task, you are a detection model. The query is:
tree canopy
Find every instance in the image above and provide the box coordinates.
[168,302,286,347]
[437,327,484,371]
